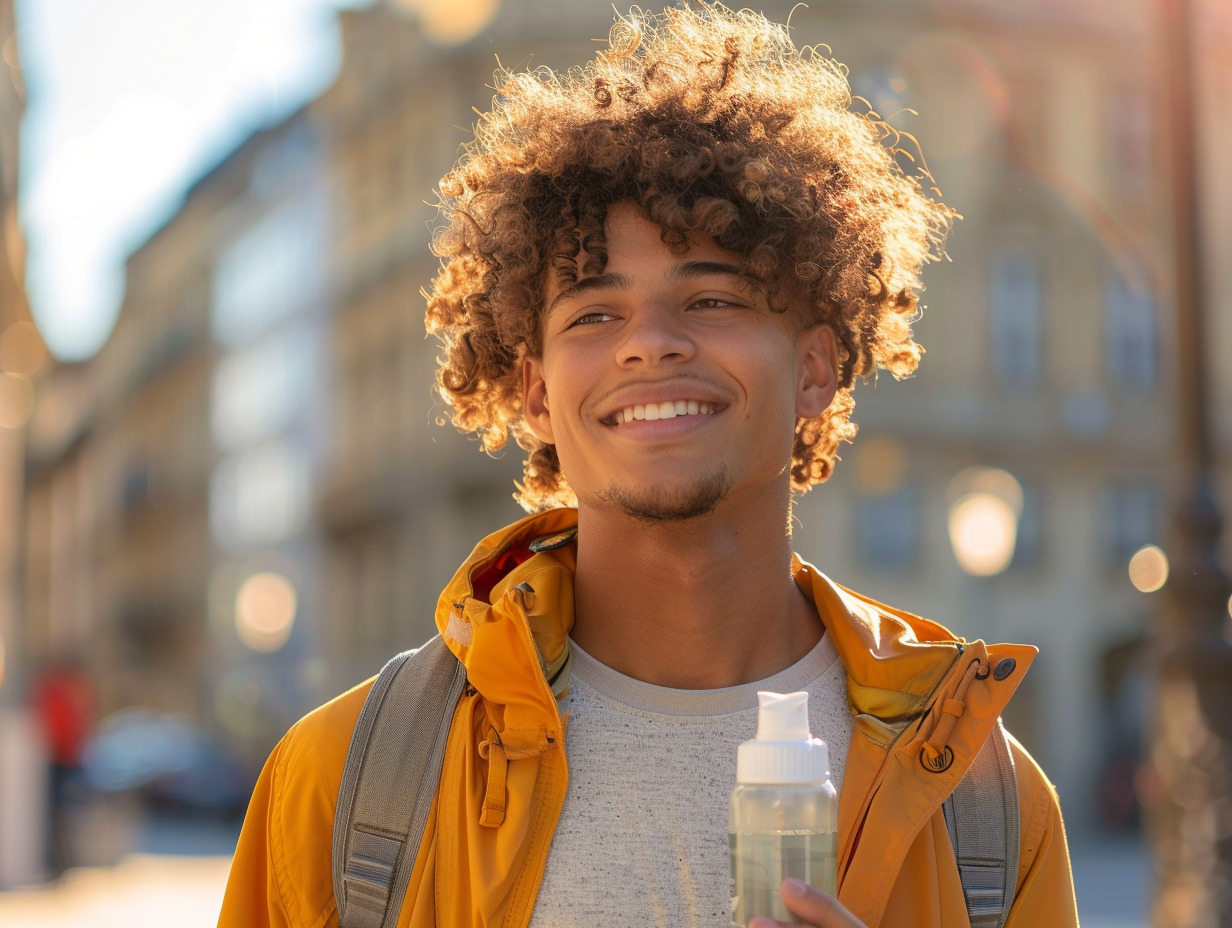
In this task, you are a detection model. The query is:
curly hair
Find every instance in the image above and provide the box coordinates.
[425,3,955,512]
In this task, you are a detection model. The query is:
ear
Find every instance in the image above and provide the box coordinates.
[522,355,555,444]
[795,324,839,419]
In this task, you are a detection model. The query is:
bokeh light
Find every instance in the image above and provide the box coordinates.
[390,0,501,45]
[0,372,35,430]
[234,571,297,653]
[1128,544,1169,593]
[946,466,1023,577]
[948,493,1019,577]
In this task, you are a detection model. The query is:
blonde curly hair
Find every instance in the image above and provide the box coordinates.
[425,4,955,512]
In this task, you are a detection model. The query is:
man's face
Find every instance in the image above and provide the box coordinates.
[522,203,838,522]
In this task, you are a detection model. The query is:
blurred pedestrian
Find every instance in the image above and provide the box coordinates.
[32,655,95,875]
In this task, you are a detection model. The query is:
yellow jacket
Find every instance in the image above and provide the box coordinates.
[219,509,1078,928]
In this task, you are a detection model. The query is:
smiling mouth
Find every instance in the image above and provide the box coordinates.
[605,400,721,425]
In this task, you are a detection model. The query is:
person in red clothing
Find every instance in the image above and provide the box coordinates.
[32,657,95,874]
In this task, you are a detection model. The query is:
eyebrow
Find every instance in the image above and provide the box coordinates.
[672,260,747,282]
[546,261,751,315]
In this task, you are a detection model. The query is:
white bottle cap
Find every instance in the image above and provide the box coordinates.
[737,691,831,785]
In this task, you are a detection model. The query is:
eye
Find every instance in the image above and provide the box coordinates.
[690,296,744,310]
[568,310,616,328]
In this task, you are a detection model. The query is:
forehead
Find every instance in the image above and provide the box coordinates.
[603,203,742,270]
[543,203,749,303]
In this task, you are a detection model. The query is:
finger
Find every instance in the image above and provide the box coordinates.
[778,877,866,928]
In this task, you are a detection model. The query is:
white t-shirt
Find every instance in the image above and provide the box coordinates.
[528,634,854,928]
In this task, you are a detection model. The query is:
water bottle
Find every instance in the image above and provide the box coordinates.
[730,691,838,926]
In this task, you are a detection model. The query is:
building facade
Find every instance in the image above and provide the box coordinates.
[790,0,1172,830]
[18,0,1232,842]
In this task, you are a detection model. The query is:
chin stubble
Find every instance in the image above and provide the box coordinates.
[598,467,731,523]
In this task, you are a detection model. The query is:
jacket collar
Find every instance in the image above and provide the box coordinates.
[435,510,1030,754]
[793,558,966,744]
[436,509,579,753]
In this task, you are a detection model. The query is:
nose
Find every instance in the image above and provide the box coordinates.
[616,305,695,367]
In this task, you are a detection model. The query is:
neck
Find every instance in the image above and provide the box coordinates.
[570,488,822,688]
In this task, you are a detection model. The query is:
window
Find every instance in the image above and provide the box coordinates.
[857,486,918,570]
[210,439,311,550]
[211,325,316,451]
[1105,271,1157,390]
[990,251,1042,389]
[212,199,324,347]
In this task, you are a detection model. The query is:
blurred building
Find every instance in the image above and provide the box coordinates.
[24,110,337,762]
[0,0,40,694]
[2,0,69,886]
[792,0,1170,834]
[16,0,1232,840]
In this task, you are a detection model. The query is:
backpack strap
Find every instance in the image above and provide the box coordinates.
[332,636,467,928]
[942,718,1020,928]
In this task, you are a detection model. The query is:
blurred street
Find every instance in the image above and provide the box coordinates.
[0,811,240,928]
[0,855,232,928]
[0,810,1151,927]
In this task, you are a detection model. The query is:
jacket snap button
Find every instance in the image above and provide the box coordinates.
[993,658,1017,681]
[919,745,954,774]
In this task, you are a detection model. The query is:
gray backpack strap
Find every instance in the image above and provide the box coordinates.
[942,718,1020,928]
[332,636,467,928]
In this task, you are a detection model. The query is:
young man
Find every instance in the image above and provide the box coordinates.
[220,6,1079,927]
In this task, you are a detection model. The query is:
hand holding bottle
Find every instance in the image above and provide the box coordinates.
[747,878,866,928]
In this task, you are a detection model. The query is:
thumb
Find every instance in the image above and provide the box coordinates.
[777,877,866,927]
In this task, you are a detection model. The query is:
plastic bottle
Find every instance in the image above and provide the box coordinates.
[729,690,837,926]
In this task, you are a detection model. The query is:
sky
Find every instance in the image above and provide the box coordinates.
[16,0,374,362]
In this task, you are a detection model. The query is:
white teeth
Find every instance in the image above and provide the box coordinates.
[615,402,718,423]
